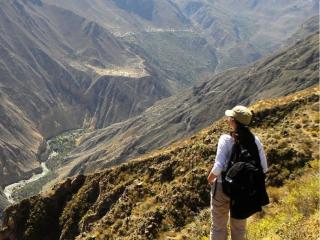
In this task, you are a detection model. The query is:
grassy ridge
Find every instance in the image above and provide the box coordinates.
[247,160,319,240]
[162,160,320,240]
[0,87,319,240]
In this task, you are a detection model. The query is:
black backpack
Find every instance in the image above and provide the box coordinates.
[221,133,269,219]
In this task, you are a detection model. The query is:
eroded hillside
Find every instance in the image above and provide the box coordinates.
[52,31,319,183]
[0,0,178,187]
[0,86,318,240]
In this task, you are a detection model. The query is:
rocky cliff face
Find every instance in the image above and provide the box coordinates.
[50,31,319,182]
[0,191,8,225]
[0,0,176,187]
[0,86,318,240]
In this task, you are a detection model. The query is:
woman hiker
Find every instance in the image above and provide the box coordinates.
[207,105,268,240]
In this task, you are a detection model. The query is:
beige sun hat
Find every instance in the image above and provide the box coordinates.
[225,105,253,125]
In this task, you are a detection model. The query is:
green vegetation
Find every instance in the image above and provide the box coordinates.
[9,171,58,202]
[7,129,84,202]
[47,129,84,170]
[247,160,320,240]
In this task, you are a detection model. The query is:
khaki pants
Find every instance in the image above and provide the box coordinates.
[210,182,246,240]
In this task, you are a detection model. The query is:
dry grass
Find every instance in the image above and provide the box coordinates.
[1,87,319,240]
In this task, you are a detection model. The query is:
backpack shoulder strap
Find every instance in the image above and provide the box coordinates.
[249,135,263,170]
[224,141,239,174]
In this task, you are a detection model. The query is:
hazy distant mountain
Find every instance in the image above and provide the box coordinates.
[44,0,219,86]
[285,15,319,46]
[45,0,191,32]
[174,0,318,71]
[48,32,319,183]
[44,0,317,73]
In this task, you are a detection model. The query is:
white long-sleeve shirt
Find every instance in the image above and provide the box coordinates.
[210,134,268,182]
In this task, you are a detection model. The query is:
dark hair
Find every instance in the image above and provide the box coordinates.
[231,121,255,145]
[232,121,260,160]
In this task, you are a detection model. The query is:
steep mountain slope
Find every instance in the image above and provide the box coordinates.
[44,0,317,73]
[45,0,191,33]
[0,0,178,187]
[0,191,8,225]
[0,0,175,133]
[285,15,319,46]
[49,31,319,182]
[0,0,90,186]
[175,0,318,71]
[0,86,318,240]
[42,0,217,86]
[44,0,219,87]
[121,31,218,87]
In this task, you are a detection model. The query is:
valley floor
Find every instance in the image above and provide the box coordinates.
[2,129,84,204]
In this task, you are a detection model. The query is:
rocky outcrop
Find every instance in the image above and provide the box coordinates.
[0,175,86,240]
[0,190,9,227]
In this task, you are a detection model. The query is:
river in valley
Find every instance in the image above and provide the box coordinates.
[2,129,83,204]
[3,162,50,204]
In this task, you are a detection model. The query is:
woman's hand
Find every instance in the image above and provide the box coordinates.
[207,171,217,185]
